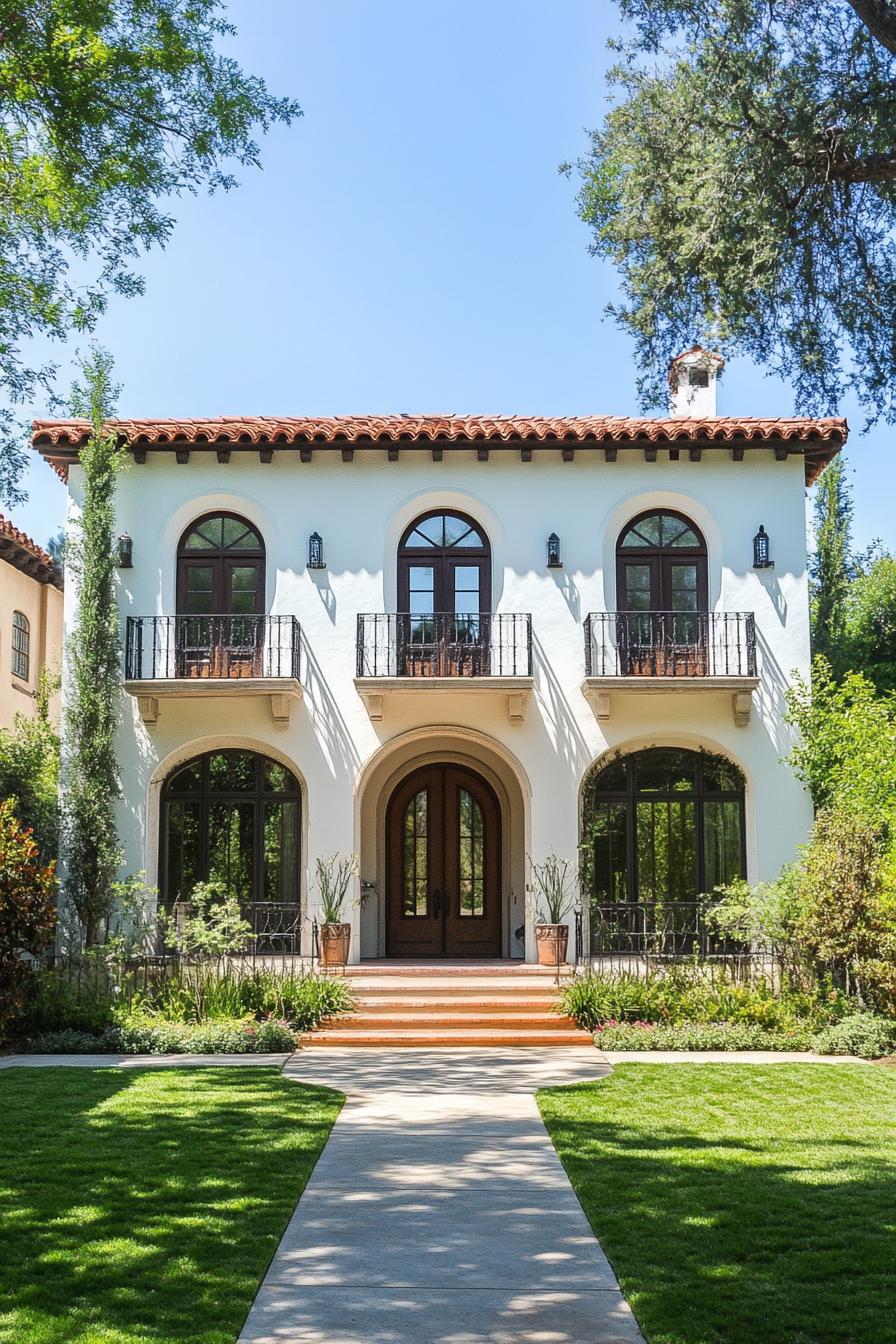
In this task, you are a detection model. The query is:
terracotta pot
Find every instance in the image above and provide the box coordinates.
[319,921,351,967]
[535,922,569,967]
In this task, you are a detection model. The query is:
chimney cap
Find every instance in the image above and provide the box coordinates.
[668,345,725,390]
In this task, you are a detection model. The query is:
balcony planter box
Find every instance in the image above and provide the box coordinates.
[319,921,351,968]
[535,922,569,967]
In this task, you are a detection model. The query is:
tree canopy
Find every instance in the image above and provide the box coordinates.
[569,1,896,418]
[0,1,300,504]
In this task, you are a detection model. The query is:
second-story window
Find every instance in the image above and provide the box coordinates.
[616,510,708,615]
[398,511,491,617]
[177,512,265,616]
[616,511,708,676]
[175,513,266,678]
[12,611,30,681]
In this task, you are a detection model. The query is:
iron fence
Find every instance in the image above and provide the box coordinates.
[125,615,301,681]
[584,611,756,678]
[588,901,740,959]
[357,612,532,677]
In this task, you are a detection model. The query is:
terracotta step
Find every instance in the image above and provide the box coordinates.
[349,997,561,1013]
[343,979,567,994]
[301,1027,593,1047]
[320,1011,579,1030]
[341,964,573,977]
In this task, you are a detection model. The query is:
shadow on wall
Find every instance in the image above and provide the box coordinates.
[753,628,798,758]
[549,567,582,625]
[529,631,593,782]
[301,630,361,783]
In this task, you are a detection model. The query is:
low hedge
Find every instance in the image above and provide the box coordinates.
[593,1020,817,1052]
[27,1015,298,1055]
[592,1013,896,1057]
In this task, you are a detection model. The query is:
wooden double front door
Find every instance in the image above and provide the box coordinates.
[386,764,502,958]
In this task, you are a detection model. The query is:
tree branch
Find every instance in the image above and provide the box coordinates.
[827,149,896,183]
[846,0,896,56]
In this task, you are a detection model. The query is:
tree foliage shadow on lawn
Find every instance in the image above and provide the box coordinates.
[0,1067,343,1344]
[538,1064,896,1344]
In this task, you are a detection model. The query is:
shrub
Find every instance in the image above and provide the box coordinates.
[0,802,57,1042]
[29,1015,299,1055]
[0,671,60,861]
[812,1012,896,1060]
[25,965,117,1034]
[142,966,355,1028]
[558,968,847,1033]
[593,1020,816,1051]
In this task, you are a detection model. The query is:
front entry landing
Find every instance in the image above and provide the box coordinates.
[386,763,501,957]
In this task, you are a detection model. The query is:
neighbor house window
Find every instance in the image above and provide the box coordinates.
[160,749,300,908]
[11,611,30,680]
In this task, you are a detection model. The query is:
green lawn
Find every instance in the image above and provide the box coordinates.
[0,1067,343,1344]
[538,1065,896,1344]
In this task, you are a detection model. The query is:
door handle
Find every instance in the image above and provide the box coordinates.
[431,889,442,918]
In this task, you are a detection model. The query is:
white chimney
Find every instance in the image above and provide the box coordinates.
[668,346,724,418]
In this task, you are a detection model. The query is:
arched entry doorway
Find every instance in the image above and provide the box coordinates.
[385,762,502,958]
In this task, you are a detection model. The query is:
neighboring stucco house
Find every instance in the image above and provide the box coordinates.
[34,350,846,963]
[0,515,63,730]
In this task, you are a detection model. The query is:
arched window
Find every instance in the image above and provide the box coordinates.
[398,510,490,614]
[616,511,708,675]
[175,513,266,677]
[177,512,265,617]
[581,748,745,950]
[396,511,491,675]
[617,510,707,613]
[160,749,300,910]
[12,611,30,681]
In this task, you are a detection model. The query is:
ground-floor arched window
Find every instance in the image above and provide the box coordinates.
[581,747,746,952]
[160,749,300,909]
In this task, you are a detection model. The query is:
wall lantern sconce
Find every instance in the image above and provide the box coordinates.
[753,524,773,569]
[307,531,326,570]
[547,532,563,569]
[117,533,133,568]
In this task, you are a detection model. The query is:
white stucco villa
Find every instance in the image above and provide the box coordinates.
[34,350,846,965]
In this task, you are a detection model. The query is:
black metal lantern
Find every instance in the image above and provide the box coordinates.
[117,533,133,568]
[753,524,772,569]
[308,531,326,570]
[547,532,562,569]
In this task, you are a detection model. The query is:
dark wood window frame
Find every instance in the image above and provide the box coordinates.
[397,509,491,614]
[616,509,709,614]
[159,748,301,907]
[176,511,266,616]
[11,610,30,681]
[582,747,747,907]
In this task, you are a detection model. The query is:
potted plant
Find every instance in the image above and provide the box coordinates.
[316,854,357,968]
[528,855,576,967]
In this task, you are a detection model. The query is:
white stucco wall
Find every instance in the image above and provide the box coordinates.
[63,447,815,960]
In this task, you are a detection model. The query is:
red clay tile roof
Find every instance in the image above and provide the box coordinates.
[33,413,846,485]
[0,513,63,588]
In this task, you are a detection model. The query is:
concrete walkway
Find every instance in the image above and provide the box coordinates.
[239,1047,643,1344]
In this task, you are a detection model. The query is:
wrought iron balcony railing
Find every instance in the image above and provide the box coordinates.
[584,611,756,678]
[125,615,301,681]
[357,612,532,678]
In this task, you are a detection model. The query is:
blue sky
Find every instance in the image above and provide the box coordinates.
[11,0,891,550]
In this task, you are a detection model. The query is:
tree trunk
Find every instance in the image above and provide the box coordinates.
[847,0,896,56]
